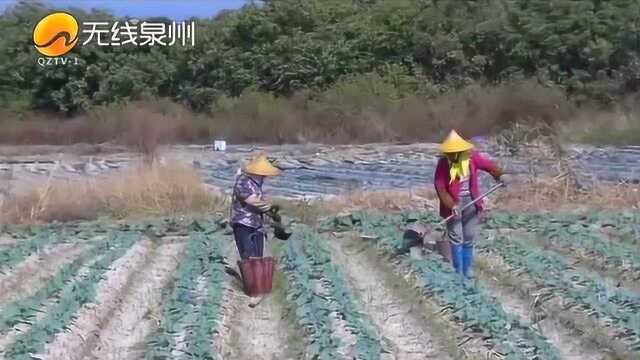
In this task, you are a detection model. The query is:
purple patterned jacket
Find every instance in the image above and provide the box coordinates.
[230,173,265,229]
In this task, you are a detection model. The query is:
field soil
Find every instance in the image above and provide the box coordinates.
[475,249,635,359]
[88,241,184,360]
[0,253,102,360]
[473,256,609,360]
[217,240,299,360]
[0,243,84,305]
[36,238,185,360]
[326,234,449,359]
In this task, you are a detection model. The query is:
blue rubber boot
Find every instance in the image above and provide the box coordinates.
[462,244,474,279]
[450,243,463,276]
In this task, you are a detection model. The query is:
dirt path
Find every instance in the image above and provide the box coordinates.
[326,234,453,360]
[216,240,298,360]
[36,238,160,360]
[475,252,620,360]
[0,243,84,306]
[88,241,185,360]
[223,287,299,360]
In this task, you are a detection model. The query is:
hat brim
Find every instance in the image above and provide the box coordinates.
[242,158,281,176]
[440,143,474,153]
[243,168,280,176]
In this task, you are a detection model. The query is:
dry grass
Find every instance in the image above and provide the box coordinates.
[321,188,438,213]
[556,94,640,145]
[490,178,640,212]
[0,163,225,224]
[0,100,214,148]
[1,167,636,225]
[1,82,639,146]
[276,188,437,225]
[288,179,639,223]
[0,144,127,157]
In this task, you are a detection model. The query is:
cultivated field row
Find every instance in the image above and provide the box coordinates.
[0,210,638,359]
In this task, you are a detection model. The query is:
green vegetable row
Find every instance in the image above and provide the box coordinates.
[3,231,140,360]
[0,240,105,333]
[329,210,640,281]
[478,236,640,352]
[0,229,62,273]
[486,211,640,229]
[0,217,224,250]
[325,211,439,254]
[485,212,640,280]
[183,232,227,360]
[283,228,383,360]
[376,228,560,359]
[144,231,227,360]
[303,231,383,359]
[328,212,562,359]
[283,234,341,360]
[410,255,561,360]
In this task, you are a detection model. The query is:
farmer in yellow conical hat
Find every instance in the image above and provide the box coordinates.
[230,154,281,259]
[433,130,504,279]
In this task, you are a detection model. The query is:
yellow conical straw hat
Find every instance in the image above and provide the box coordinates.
[439,130,474,153]
[243,154,281,176]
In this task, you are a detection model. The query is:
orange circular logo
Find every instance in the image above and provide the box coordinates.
[33,12,79,57]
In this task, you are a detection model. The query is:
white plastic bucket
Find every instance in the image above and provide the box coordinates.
[214,140,226,151]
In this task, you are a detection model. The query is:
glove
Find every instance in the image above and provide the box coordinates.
[497,174,512,188]
[451,205,461,218]
[264,204,282,222]
[269,211,282,223]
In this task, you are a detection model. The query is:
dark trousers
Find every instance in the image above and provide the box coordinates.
[233,224,264,259]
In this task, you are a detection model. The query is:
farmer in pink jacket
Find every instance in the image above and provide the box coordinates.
[434,130,504,279]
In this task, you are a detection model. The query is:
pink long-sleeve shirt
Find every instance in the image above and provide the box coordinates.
[433,150,498,218]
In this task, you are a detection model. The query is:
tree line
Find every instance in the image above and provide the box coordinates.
[1,0,639,115]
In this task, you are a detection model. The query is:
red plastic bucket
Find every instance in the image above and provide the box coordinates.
[237,257,275,297]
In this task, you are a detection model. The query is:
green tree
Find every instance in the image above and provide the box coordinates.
[0,0,637,113]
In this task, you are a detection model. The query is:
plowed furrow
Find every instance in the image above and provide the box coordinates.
[36,239,155,360]
[494,228,640,292]
[476,252,630,360]
[327,234,454,360]
[0,236,19,247]
[217,241,298,360]
[0,261,98,360]
[0,243,84,306]
[89,242,185,360]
